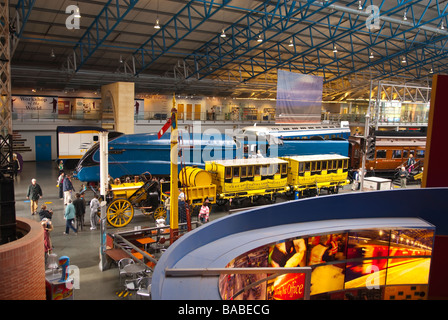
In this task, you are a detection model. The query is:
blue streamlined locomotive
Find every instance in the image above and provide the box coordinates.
[74,130,349,183]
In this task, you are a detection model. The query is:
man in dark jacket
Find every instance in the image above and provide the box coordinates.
[27,178,42,215]
[38,204,53,221]
[73,193,86,231]
[63,175,75,205]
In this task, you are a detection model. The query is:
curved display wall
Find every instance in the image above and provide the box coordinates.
[152,188,448,300]
[219,224,434,300]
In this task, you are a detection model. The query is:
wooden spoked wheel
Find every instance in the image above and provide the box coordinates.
[153,206,167,220]
[106,199,134,228]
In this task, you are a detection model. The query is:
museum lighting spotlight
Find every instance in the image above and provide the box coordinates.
[154,19,161,29]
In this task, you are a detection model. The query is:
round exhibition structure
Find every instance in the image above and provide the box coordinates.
[152,188,448,300]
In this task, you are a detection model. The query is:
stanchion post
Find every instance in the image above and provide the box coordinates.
[99,131,109,271]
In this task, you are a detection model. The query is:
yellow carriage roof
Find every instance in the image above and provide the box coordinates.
[207,157,288,166]
[282,154,349,161]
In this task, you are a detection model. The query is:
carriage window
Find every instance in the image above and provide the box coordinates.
[225,167,232,179]
[392,150,402,159]
[376,150,387,159]
[233,167,240,178]
[311,162,316,171]
[281,164,287,174]
[403,149,409,159]
[299,162,304,173]
[321,161,327,170]
[305,162,311,171]
[328,161,333,170]
[274,164,280,174]
[338,160,343,169]
[416,150,425,159]
[344,159,348,169]
[247,166,253,177]
[241,166,247,178]
[254,165,260,176]
[261,165,268,175]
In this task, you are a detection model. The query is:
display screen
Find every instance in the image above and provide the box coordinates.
[218,227,434,300]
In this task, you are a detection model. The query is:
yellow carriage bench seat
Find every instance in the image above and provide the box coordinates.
[205,157,289,199]
[110,182,145,198]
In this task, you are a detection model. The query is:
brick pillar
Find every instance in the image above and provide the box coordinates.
[0,218,46,300]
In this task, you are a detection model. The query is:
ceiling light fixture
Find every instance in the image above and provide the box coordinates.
[430,68,434,74]
[403,11,407,21]
[257,34,263,42]
[333,45,337,53]
[119,55,123,64]
[369,52,374,59]
[74,3,81,18]
[441,21,445,30]
[50,49,55,58]
[154,0,160,29]
[288,39,294,47]
[358,1,362,10]
[154,19,160,29]
[221,29,226,38]
[401,56,406,63]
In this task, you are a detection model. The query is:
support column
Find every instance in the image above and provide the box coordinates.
[101,82,135,134]
[423,74,448,299]
[0,1,12,137]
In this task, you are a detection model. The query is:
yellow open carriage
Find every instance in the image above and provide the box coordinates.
[106,177,166,228]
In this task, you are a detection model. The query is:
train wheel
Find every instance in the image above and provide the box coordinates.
[216,199,227,206]
[153,206,167,220]
[107,199,134,228]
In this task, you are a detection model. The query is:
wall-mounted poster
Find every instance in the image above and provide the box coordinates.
[12,96,58,113]
[74,98,101,119]
[58,100,71,115]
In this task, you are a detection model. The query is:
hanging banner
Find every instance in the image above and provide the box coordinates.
[275,70,323,124]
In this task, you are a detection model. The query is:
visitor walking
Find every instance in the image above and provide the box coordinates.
[89,195,100,230]
[63,199,78,235]
[26,178,43,215]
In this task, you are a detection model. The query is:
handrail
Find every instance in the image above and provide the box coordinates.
[113,233,158,266]
[165,267,312,300]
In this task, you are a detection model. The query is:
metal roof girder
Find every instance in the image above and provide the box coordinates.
[67,0,140,73]
[132,0,231,76]
[192,0,331,80]
[10,0,36,56]
[240,0,448,84]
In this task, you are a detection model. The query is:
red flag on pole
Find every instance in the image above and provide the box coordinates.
[157,117,172,139]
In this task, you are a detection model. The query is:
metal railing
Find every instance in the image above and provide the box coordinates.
[12,110,276,123]
[165,266,312,300]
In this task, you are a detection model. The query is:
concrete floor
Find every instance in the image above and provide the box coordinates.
[14,161,143,300]
[13,161,421,300]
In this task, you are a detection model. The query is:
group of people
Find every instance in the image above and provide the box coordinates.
[163,191,211,229]
[351,153,417,190]
[26,162,103,259]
